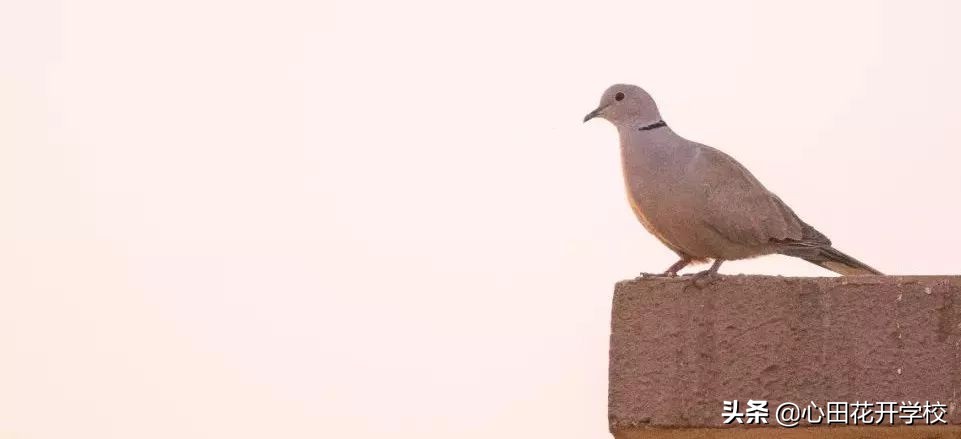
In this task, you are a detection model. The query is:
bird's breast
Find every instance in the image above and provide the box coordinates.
[620,160,688,255]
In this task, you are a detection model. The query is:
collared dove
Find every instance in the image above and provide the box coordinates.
[584,84,882,279]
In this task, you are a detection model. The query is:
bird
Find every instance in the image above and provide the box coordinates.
[583,84,882,281]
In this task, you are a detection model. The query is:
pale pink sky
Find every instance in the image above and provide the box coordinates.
[1,1,960,438]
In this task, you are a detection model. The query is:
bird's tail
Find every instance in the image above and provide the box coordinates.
[792,246,883,276]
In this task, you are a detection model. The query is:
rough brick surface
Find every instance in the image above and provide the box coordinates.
[609,275,961,438]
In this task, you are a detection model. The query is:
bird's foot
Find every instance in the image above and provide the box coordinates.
[636,271,678,279]
[689,270,720,288]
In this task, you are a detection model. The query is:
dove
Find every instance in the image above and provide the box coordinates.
[584,84,882,280]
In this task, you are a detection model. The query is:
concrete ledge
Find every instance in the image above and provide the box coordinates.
[614,425,961,438]
[609,276,961,438]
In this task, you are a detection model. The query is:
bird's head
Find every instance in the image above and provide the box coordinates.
[583,84,661,126]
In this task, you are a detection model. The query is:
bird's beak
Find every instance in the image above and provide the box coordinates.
[583,105,605,123]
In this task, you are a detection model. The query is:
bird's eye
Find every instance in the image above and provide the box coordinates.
[615,92,625,101]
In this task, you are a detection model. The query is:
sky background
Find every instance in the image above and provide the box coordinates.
[2,0,960,438]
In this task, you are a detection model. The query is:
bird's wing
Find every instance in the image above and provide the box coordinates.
[692,144,823,247]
